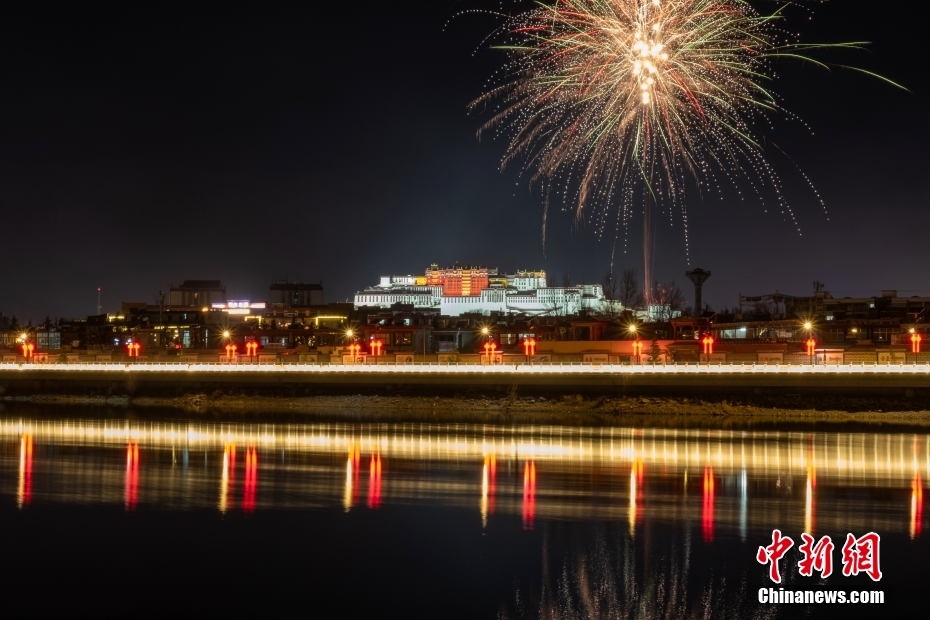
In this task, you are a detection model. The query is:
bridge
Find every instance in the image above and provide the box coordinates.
[2,361,930,398]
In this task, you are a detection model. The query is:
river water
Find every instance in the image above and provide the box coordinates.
[1,406,926,618]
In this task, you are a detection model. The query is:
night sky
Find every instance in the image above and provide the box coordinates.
[1,1,925,322]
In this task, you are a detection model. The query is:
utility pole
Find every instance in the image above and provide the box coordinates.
[96,287,102,316]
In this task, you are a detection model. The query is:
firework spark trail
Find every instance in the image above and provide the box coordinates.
[469,0,893,298]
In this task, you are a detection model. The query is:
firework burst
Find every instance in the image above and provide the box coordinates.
[470,0,891,279]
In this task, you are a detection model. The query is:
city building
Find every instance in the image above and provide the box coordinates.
[354,263,607,316]
[268,279,324,307]
[167,280,226,307]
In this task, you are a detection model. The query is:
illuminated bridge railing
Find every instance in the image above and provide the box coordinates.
[2,362,930,374]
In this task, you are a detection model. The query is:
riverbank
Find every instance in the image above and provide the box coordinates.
[8,392,930,428]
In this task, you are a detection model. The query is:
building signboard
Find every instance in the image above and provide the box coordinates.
[583,353,609,364]
[395,354,415,365]
[876,350,906,364]
[757,352,784,364]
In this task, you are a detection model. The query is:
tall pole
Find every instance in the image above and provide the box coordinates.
[686,269,712,316]
[643,195,652,312]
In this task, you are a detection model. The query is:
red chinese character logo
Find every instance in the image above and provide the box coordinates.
[841,532,882,581]
[757,529,795,583]
[798,533,834,578]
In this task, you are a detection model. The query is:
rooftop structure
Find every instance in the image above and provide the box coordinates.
[168,280,226,307]
[268,279,324,307]
[355,263,606,316]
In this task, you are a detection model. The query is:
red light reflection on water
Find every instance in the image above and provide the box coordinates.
[125,443,139,511]
[487,454,496,515]
[368,453,382,509]
[523,461,536,530]
[18,434,33,508]
[912,474,924,539]
[702,466,715,543]
[243,447,258,513]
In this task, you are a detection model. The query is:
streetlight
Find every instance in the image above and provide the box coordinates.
[910,328,922,356]
[522,337,537,363]
[802,321,815,365]
[628,324,641,364]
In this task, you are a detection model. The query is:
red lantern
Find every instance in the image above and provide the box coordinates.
[702,335,714,355]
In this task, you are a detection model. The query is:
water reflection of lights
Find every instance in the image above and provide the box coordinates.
[481,454,496,528]
[522,461,536,530]
[2,418,927,534]
[4,420,927,485]
[125,442,139,511]
[702,466,715,542]
[219,444,235,513]
[628,460,643,536]
[17,434,32,508]
[912,474,924,539]
[243,447,258,513]
[805,465,816,536]
[344,444,361,512]
[368,454,382,509]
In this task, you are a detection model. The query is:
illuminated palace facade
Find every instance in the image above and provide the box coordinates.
[354,263,607,317]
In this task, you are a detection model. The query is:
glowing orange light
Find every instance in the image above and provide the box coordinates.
[806,337,816,357]
[522,337,537,357]
[702,335,714,355]
[912,333,922,354]
[483,341,499,363]
[632,340,643,358]
[127,342,141,357]
[245,341,258,357]
[370,340,383,356]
